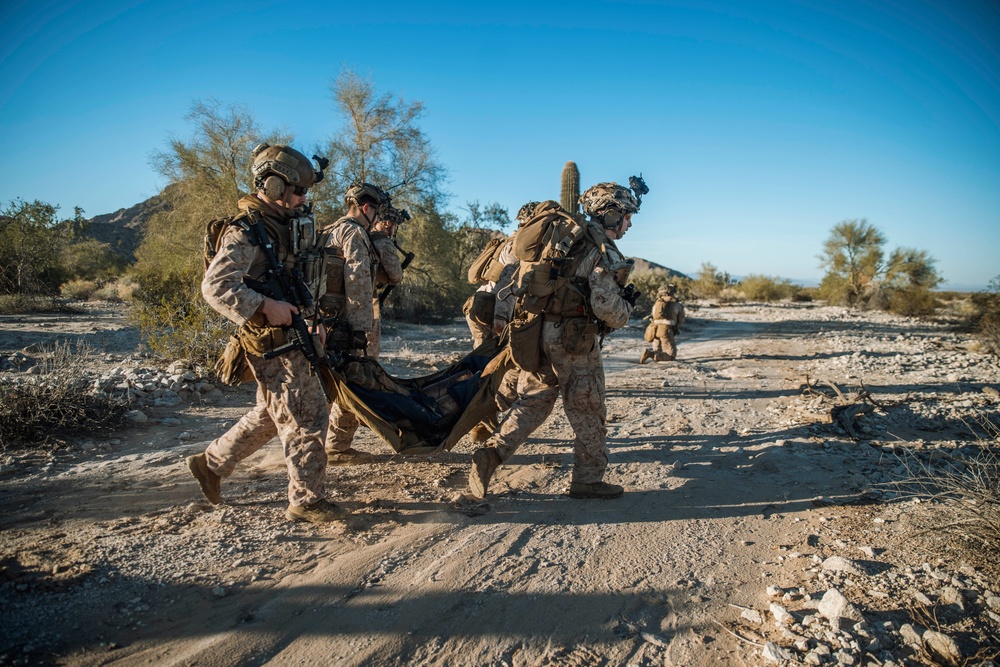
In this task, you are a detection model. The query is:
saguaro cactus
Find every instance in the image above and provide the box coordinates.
[560,161,580,216]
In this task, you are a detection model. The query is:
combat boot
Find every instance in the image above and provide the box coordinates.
[639,349,653,364]
[327,447,374,466]
[187,453,221,504]
[469,447,502,499]
[568,481,624,499]
[285,498,350,523]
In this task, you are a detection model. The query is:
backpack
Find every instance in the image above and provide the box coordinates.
[466,236,506,284]
[203,215,251,270]
[510,201,588,314]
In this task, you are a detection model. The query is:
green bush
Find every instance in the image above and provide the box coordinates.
[59,239,125,283]
[129,284,233,366]
[885,286,939,317]
[738,274,800,302]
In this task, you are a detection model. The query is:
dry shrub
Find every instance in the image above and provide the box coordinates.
[887,421,1000,556]
[0,341,132,448]
[885,286,939,317]
[128,289,233,366]
[93,277,137,303]
[0,293,58,314]
[738,274,799,302]
[60,279,98,301]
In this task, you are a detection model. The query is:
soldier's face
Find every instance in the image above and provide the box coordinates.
[613,213,633,239]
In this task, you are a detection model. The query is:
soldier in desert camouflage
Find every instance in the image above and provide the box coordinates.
[320,182,390,466]
[468,182,645,500]
[187,144,346,523]
[369,205,408,360]
[640,284,686,363]
[464,202,536,349]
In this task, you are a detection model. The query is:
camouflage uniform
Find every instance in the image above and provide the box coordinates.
[322,215,377,454]
[642,291,686,362]
[465,236,520,349]
[485,224,632,484]
[200,195,329,507]
[370,231,403,360]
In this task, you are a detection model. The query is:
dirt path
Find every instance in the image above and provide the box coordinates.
[2,304,998,666]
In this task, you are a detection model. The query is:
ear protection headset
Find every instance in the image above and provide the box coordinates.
[601,208,623,228]
[258,174,287,200]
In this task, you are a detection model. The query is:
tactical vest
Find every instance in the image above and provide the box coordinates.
[511,201,627,321]
[318,216,377,320]
[229,210,327,355]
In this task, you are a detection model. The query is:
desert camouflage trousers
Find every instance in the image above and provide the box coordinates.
[205,352,329,506]
[369,316,382,361]
[326,401,360,454]
[488,320,609,484]
[466,314,494,350]
[652,330,677,360]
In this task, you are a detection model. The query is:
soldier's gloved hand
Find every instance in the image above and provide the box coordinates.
[621,284,641,308]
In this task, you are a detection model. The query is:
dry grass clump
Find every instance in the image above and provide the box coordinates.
[0,341,131,449]
[60,279,99,301]
[888,421,1000,556]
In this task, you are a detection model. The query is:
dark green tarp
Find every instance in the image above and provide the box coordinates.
[320,335,515,455]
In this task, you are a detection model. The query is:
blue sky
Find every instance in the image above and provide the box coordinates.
[1,0,998,289]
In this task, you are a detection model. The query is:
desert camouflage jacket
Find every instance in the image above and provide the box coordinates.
[323,216,377,335]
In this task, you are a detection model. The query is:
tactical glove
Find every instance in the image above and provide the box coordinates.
[621,284,641,308]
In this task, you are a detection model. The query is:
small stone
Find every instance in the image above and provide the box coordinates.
[899,623,923,647]
[212,586,227,597]
[741,608,764,624]
[985,595,1000,611]
[124,409,148,423]
[822,556,866,576]
[661,380,670,388]
[766,585,783,597]
[923,630,962,667]
[762,641,793,662]
[161,417,182,427]
[940,586,965,611]
[640,631,671,648]
[770,603,793,625]
[858,545,876,559]
[818,588,863,622]
[911,589,934,607]
[804,652,823,666]
[834,649,856,665]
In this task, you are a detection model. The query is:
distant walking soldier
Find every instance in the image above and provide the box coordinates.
[640,284,685,363]
[369,205,409,360]
[188,143,347,523]
[320,182,390,466]
[468,181,646,500]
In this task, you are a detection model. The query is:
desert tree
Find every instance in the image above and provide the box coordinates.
[0,199,63,297]
[818,218,886,304]
[311,68,446,223]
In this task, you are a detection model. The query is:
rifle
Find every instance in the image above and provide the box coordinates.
[377,239,415,307]
[242,216,333,402]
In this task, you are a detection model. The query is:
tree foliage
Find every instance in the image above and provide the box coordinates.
[818,219,942,315]
[311,69,446,225]
[818,219,885,304]
[0,199,63,296]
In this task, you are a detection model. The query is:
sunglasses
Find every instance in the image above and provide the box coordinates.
[291,185,308,196]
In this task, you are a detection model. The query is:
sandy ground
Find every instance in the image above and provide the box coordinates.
[1,302,999,666]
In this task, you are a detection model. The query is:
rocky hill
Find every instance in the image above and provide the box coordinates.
[82,191,172,262]
[630,257,689,280]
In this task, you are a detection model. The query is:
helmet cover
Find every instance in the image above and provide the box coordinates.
[579,182,640,218]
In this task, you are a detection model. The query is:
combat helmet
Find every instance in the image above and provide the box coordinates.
[251,143,326,198]
[344,182,390,216]
[380,205,411,225]
[516,201,540,223]
[579,182,640,228]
